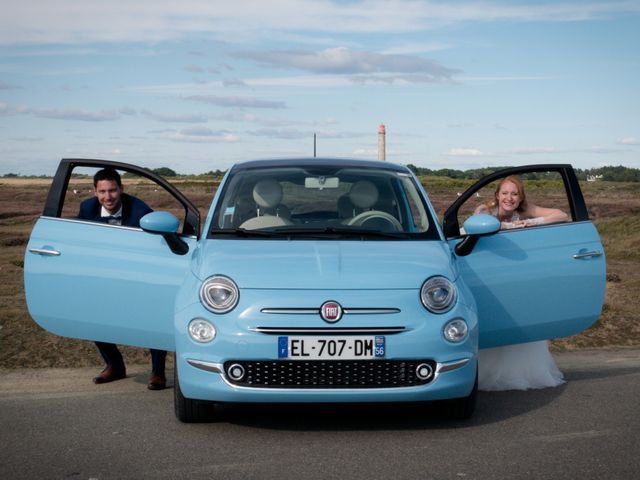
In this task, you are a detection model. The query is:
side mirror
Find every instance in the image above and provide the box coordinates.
[140,212,189,255]
[455,214,500,256]
[463,214,500,236]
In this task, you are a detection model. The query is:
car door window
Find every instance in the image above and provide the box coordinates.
[454,171,572,234]
[60,166,192,233]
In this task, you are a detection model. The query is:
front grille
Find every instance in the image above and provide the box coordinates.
[223,360,437,388]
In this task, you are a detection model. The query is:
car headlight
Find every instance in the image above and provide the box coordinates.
[420,276,457,313]
[443,318,468,343]
[200,275,239,314]
[188,318,216,343]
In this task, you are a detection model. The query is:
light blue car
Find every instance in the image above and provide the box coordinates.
[24,158,605,422]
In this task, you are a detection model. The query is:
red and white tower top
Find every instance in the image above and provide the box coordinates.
[378,123,386,161]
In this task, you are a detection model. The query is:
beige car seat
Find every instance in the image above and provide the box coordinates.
[239,179,293,229]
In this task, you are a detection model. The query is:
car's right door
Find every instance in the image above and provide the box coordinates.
[443,165,606,349]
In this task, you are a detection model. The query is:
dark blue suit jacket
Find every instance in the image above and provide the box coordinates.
[78,193,153,227]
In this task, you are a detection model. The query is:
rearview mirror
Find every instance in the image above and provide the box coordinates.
[305,176,339,189]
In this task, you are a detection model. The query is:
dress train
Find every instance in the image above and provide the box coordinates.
[478,340,565,391]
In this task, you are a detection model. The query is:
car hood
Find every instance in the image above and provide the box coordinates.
[191,239,455,290]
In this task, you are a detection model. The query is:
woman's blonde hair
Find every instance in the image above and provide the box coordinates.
[484,175,528,212]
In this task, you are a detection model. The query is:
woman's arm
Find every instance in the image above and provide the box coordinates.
[520,204,569,226]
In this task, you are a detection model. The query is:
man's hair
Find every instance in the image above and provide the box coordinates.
[93,168,122,187]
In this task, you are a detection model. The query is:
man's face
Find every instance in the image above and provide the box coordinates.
[95,179,123,214]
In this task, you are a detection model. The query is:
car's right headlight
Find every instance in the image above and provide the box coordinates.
[199,275,239,314]
[420,276,457,313]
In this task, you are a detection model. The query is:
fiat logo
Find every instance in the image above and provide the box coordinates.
[320,301,343,323]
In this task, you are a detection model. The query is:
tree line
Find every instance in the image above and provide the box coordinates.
[3,164,639,182]
[406,164,640,182]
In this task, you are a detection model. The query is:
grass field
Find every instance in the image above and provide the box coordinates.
[1,176,638,369]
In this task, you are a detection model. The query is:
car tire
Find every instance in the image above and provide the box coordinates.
[174,365,217,423]
[444,370,478,420]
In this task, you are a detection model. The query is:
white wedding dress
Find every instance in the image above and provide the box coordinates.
[478,340,565,391]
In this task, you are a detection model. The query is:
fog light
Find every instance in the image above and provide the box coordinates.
[443,318,468,343]
[416,363,434,380]
[228,364,245,381]
[188,319,216,343]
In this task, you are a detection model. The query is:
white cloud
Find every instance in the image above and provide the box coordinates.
[186,95,286,109]
[159,127,240,143]
[238,47,459,78]
[381,42,453,55]
[0,102,125,121]
[617,137,640,145]
[446,148,484,157]
[2,1,638,46]
[142,110,208,123]
[40,108,121,122]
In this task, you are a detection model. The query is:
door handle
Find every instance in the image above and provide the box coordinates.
[573,250,603,260]
[29,248,61,256]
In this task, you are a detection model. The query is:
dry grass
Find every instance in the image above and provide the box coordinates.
[0,178,638,368]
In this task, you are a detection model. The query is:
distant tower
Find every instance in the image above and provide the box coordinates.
[378,123,386,161]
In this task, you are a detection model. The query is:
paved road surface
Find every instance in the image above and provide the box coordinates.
[1,348,639,480]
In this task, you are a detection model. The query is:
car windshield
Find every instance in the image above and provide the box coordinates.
[209,165,437,239]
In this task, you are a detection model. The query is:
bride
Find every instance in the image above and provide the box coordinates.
[474,175,568,391]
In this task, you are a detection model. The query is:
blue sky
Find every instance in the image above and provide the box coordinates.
[1,0,639,175]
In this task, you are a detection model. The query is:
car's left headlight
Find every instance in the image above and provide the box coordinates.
[200,275,239,313]
[420,276,457,313]
[188,318,216,343]
[443,318,468,343]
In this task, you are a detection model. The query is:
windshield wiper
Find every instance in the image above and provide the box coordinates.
[210,228,284,238]
[211,226,410,239]
[272,226,410,239]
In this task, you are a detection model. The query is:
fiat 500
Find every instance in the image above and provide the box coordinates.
[25,158,605,422]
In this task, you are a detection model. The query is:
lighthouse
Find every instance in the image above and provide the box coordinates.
[378,123,386,161]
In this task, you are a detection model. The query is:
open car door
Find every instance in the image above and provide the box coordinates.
[443,164,605,349]
[24,159,200,351]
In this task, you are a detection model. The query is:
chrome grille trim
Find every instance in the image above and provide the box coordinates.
[187,359,224,373]
[188,356,472,391]
[260,308,318,315]
[260,307,401,315]
[437,358,470,373]
[222,359,438,389]
[249,326,407,335]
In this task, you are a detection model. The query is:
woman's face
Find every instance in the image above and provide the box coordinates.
[496,180,521,214]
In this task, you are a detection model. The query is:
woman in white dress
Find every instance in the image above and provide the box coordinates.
[474,175,568,391]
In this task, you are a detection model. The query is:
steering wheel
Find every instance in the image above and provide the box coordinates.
[347,210,403,231]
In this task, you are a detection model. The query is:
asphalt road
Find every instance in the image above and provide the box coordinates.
[1,349,639,480]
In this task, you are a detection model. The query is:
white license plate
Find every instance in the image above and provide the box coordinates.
[278,336,385,360]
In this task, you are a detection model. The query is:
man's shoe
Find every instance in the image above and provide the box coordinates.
[93,367,126,384]
[147,374,166,390]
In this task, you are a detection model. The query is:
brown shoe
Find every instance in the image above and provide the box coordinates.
[147,374,166,390]
[93,367,126,384]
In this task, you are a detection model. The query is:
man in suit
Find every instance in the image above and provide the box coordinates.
[78,167,167,390]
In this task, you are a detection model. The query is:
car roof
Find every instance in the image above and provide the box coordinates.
[229,157,410,173]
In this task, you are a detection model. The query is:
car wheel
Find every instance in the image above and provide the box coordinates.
[444,370,478,420]
[174,365,217,423]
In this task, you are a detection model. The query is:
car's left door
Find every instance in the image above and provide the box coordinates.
[24,159,200,351]
[442,164,606,349]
